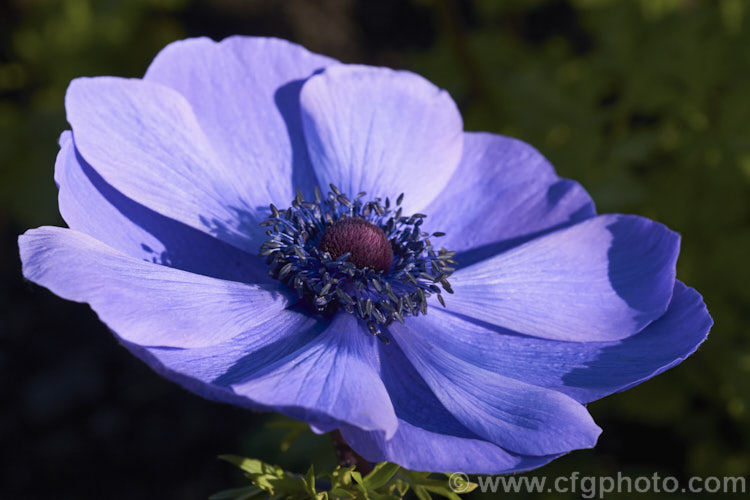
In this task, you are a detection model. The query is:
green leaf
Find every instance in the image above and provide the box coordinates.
[421,484,463,500]
[327,487,357,499]
[366,492,404,500]
[216,455,474,499]
[218,455,280,477]
[302,465,317,496]
[412,486,432,500]
[350,470,364,485]
[208,486,263,500]
[218,455,309,497]
[349,470,371,499]
[397,470,475,499]
[387,478,409,497]
[329,465,357,490]
[362,462,401,490]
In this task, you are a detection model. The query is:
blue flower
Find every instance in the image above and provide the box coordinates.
[18,36,712,474]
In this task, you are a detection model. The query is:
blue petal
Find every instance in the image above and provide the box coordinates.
[55,131,268,283]
[128,307,322,388]
[424,132,595,265]
[19,227,292,348]
[118,313,324,416]
[342,421,559,475]
[66,77,269,254]
[416,280,710,404]
[390,322,602,456]
[123,314,397,436]
[447,214,679,341]
[339,344,561,474]
[567,281,711,399]
[299,64,464,213]
[145,36,337,201]
[229,313,398,437]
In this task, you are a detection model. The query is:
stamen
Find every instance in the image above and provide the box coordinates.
[259,185,455,340]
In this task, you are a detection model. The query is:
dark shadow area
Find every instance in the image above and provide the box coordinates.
[73,148,269,284]
[275,73,325,200]
[453,179,595,268]
[561,282,712,398]
[211,319,323,388]
[606,214,679,326]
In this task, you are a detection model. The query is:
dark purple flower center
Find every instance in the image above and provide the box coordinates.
[319,217,393,272]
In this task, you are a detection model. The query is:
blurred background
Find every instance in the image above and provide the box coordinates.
[1,0,748,498]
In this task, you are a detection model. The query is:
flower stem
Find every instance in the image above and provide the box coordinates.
[330,430,372,474]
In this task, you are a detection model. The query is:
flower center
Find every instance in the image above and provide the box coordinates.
[258,185,457,342]
[319,218,393,272]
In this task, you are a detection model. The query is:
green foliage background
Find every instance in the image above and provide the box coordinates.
[1,0,748,498]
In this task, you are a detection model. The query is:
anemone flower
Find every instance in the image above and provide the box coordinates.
[18,36,712,474]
